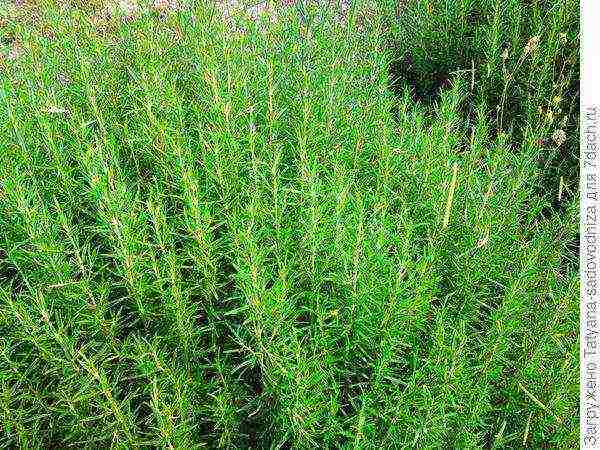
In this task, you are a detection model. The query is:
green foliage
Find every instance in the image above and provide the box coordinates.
[0,1,578,448]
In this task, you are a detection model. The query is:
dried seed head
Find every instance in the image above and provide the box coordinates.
[46,105,68,115]
[57,73,70,85]
[109,0,138,20]
[524,36,540,55]
[41,26,55,40]
[120,0,138,15]
[169,23,183,40]
[476,234,489,248]
[7,41,22,61]
[552,129,567,146]
[152,0,170,13]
